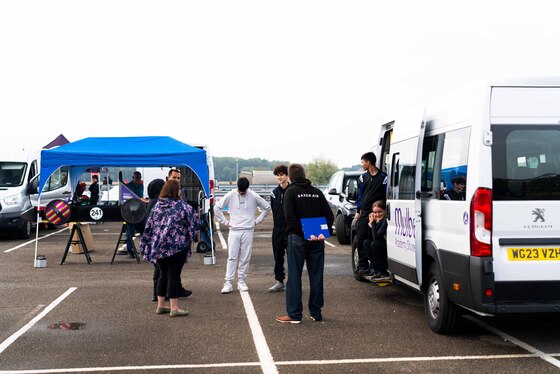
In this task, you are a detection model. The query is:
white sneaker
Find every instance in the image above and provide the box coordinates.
[237,281,249,292]
[221,283,233,294]
[268,281,285,292]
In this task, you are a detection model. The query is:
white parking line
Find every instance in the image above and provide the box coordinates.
[0,287,77,355]
[1,353,558,373]
[3,228,69,253]
[239,291,278,374]
[464,315,560,368]
[324,240,336,248]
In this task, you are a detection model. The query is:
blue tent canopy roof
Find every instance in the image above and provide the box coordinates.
[39,136,209,197]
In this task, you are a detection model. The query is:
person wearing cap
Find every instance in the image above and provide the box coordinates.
[444,175,466,201]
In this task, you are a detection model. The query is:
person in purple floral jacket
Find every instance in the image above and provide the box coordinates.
[140,179,198,317]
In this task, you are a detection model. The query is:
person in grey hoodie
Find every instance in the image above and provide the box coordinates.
[214,177,271,294]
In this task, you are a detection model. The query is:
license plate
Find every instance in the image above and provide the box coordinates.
[508,247,560,261]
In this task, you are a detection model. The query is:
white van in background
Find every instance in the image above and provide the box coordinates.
[0,148,38,238]
[0,148,71,238]
[354,77,560,333]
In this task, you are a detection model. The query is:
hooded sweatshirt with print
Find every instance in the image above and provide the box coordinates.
[283,177,334,239]
[214,189,271,230]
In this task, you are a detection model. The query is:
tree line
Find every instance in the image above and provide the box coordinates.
[214,156,360,184]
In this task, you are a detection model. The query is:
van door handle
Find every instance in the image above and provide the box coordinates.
[386,202,391,220]
[416,190,422,199]
[63,191,71,194]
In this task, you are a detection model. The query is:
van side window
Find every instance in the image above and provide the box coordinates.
[43,166,69,192]
[388,138,417,200]
[492,125,560,200]
[421,135,439,195]
[28,161,37,182]
[440,127,470,199]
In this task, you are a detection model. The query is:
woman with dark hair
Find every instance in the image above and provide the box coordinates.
[140,179,197,317]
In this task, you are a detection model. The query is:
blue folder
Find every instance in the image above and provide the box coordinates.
[300,217,330,240]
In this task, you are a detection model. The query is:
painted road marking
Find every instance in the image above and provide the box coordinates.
[1,353,559,373]
[0,287,77,355]
[3,228,68,253]
[464,315,560,369]
[239,291,278,374]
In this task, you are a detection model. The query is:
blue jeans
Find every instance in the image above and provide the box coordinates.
[126,223,136,254]
[286,234,324,321]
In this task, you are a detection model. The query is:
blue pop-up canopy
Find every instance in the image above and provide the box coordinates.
[38,136,209,197]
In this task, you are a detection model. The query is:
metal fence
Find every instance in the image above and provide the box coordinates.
[214,183,327,201]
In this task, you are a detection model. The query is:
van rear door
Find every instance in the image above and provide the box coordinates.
[386,108,426,289]
[490,86,560,309]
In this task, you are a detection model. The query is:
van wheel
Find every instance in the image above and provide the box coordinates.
[351,237,367,282]
[18,220,32,239]
[423,263,460,334]
[335,214,350,244]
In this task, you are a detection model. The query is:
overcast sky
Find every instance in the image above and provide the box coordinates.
[1,1,559,168]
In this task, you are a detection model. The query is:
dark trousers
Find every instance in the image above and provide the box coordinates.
[362,239,388,273]
[272,229,287,281]
[286,234,324,321]
[156,250,188,299]
[356,216,371,269]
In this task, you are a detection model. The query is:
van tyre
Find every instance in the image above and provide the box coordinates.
[335,214,350,244]
[423,263,460,334]
[19,220,31,239]
[351,237,367,282]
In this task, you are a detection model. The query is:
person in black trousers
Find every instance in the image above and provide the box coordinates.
[88,175,99,205]
[354,152,387,279]
[269,164,289,292]
[362,200,390,282]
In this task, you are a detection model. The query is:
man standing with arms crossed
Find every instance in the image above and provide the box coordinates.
[276,164,333,324]
[214,177,271,293]
[354,152,388,279]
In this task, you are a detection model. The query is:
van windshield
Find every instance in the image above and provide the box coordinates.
[492,125,560,200]
[0,162,27,187]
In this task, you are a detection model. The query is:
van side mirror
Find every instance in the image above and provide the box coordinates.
[346,179,359,203]
[28,175,39,195]
[328,188,338,195]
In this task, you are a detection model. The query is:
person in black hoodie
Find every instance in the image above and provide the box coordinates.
[362,200,390,283]
[88,175,100,205]
[276,164,334,324]
[268,164,290,292]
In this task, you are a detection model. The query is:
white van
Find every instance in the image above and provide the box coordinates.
[0,148,38,238]
[0,147,71,237]
[353,77,560,333]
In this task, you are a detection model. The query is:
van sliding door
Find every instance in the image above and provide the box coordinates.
[386,109,426,289]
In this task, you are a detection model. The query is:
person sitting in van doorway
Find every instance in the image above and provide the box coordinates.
[443,175,466,201]
[354,152,388,279]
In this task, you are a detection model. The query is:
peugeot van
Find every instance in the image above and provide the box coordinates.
[353,77,560,333]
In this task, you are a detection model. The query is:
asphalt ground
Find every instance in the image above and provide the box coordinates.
[1,214,560,374]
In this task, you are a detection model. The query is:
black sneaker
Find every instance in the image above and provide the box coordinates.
[310,315,322,322]
[364,268,376,277]
[354,267,367,278]
[179,289,193,298]
[372,272,391,283]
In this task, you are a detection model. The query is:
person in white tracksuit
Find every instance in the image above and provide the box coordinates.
[214,177,271,294]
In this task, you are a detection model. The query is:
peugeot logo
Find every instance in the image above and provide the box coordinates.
[532,208,545,223]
